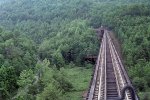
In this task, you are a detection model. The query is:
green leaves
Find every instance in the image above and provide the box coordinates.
[53,70,73,93]
[106,3,150,93]
[0,66,17,98]
[17,69,34,87]
[133,77,147,92]
[38,20,99,66]
[36,83,61,100]
[0,0,150,99]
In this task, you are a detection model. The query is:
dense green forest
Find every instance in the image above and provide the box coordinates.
[0,0,150,99]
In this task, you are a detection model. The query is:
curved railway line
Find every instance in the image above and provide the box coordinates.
[86,30,138,100]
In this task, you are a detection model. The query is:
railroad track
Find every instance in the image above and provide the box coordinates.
[87,30,138,100]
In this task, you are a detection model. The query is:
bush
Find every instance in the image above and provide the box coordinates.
[53,71,73,93]
[139,92,150,100]
[36,83,61,100]
[133,77,147,92]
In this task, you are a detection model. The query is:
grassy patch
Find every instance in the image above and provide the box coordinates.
[62,67,93,100]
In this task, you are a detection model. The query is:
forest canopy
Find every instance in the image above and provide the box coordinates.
[0,0,150,99]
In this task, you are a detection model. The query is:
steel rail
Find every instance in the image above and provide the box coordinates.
[104,32,107,100]
[87,34,105,100]
[107,32,121,97]
[87,30,138,100]
[98,33,105,99]
[106,32,130,100]
[107,31,138,100]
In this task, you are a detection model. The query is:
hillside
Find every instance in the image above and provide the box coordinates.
[0,0,150,99]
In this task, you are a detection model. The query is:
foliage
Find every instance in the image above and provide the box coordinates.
[14,59,74,99]
[61,67,92,100]
[139,92,150,100]
[53,70,73,93]
[133,77,147,92]
[0,0,150,99]
[101,3,150,92]
[17,69,34,87]
[36,83,61,100]
[0,66,17,99]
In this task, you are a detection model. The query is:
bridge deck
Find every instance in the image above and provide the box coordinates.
[86,30,138,100]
